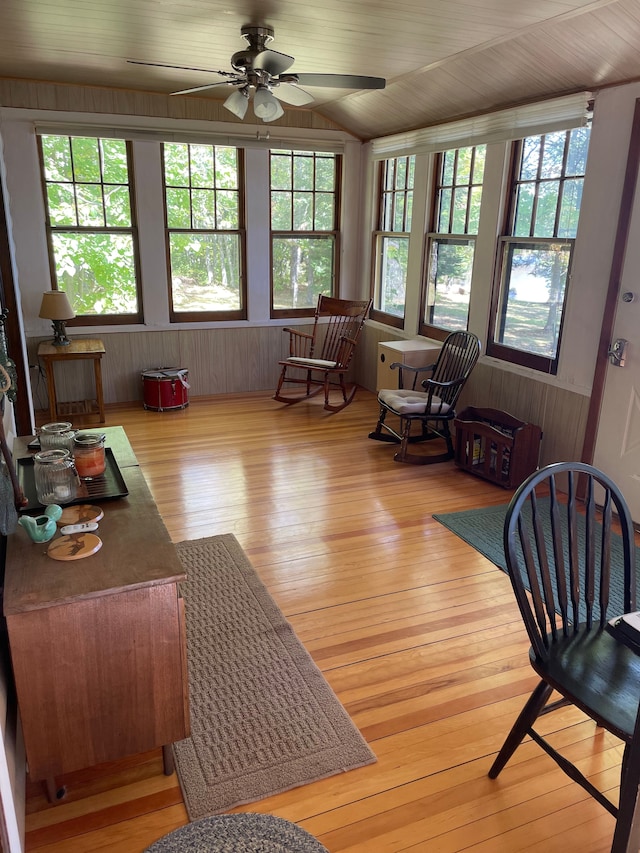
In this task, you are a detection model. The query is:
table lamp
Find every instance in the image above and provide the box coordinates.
[39,290,75,346]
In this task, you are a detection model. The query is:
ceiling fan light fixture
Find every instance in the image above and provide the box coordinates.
[223,87,249,119]
[253,86,284,122]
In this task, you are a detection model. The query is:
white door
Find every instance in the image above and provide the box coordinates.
[593,171,640,521]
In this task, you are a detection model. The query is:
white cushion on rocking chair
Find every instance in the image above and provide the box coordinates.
[287,356,338,369]
[378,388,450,416]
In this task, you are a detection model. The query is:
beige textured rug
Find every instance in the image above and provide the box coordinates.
[173,534,376,820]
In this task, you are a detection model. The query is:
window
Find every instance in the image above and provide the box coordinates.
[39,134,142,323]
[371,156,415,328]
[488,125,591,372]
[270,149,340,317]
[163,143,245,321]
[420,145,485,339]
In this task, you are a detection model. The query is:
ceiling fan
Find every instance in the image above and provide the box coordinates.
[128,24,386,122]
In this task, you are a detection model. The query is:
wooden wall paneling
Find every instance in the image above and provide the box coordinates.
[100,333,136,404]
[176,329,225,397]
[128,331,182,379]
[498,372,546,428]
[28,325,323,409]
[538,384,590,466]
[175,325,293,397]
[0,81,342,132]
[117,331,181,403]
[250,326,291,392]
[233,327,279,394]
[457,362,589,469]
[458,362,493,410]
[25,320,590,470]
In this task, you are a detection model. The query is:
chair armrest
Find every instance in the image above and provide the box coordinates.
[421,374,466,392]
[389,362,437,390]
[282,327,314,358]
[420,375,467,412]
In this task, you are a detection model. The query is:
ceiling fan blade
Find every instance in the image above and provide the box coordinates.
[272,83,315,106]
[171,81,237,96]
[294,73,386,90]
[127,59,238,78]
[253,49,295,76]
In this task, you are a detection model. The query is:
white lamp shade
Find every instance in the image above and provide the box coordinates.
[253,87,284,122]
[39,290,75,321]
[224,89,249,120]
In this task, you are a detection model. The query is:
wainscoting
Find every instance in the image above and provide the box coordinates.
[29,321,590,466]
[355,324,591,467]
[28,325,313,411]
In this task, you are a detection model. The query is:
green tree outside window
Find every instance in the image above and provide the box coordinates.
[39,134,140,319]
[270,150,339,313]
[163,143,244,318]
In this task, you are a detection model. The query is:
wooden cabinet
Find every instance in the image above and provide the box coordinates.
[376,339,442,391]
[4,429,189,791]
[454,406,542,489]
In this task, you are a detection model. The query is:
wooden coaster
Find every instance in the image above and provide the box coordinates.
[57,505,104,526]
[48,533,103,561]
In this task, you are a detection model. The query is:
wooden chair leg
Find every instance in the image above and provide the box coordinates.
[368,407,398,442]
[489,679,553,778]
[274,366,287,399]
[612,717,640,852]
[393,418,412,463]
[323,373,332,408]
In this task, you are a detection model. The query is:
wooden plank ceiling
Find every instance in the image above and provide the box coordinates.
[0,0,639,139]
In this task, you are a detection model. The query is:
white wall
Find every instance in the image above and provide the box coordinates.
[559,81,640,389]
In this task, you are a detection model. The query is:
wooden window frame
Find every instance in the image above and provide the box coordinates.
[163,143,247,323]
[38,135,143,326]
[419,145,485,341]
[269,150,341,320]
[487,128,589,373]
[370,156,415,328]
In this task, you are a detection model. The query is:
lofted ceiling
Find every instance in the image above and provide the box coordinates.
[1,0,640,140]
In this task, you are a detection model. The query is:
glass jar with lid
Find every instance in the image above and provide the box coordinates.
[73,433,106,480]
[33,449,78,505]
[40,422,75,453]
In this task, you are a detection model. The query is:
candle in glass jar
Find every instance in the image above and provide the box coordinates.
[73,433,106,480]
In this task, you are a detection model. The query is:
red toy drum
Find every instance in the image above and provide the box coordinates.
[142,368,190,411]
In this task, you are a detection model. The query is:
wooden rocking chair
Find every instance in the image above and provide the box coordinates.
[368,330,480,463]
[273,295,372,413]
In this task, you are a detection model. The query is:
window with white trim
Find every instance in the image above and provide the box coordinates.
[371,155,415,328]
[488,125,591,373]
[38,134,142,323]
[420,144,485,339]
[270,149,340,317]
[163,142,246,321]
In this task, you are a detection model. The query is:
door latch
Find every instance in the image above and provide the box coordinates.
[608,338,628,367]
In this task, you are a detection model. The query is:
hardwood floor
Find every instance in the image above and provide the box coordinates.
[24,391,623,852]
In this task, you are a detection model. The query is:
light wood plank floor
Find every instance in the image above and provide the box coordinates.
[25,391,623,852]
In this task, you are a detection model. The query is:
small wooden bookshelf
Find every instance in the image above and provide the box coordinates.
[454,406,542,489]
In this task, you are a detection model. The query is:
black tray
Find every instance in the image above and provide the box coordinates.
[18,447,128,512]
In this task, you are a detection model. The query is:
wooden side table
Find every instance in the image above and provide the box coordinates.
[38,338,106,424]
